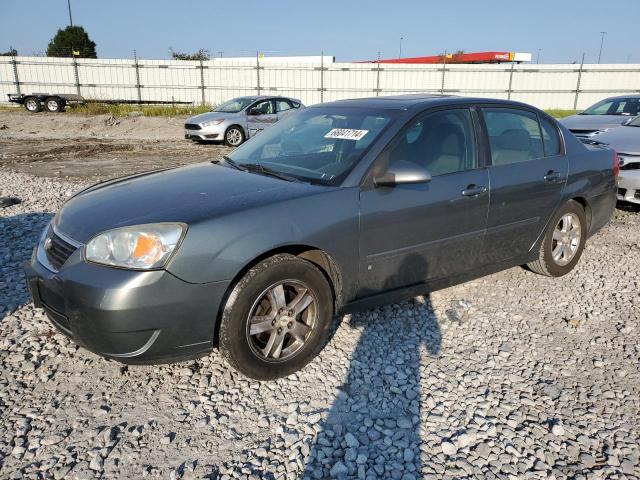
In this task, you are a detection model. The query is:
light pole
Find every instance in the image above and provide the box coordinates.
[597,31,606,64]
[67,0,73,26]
[399,37,404,59]
[537,48,541,64]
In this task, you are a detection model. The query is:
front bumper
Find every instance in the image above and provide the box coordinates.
[617,170,640,205]
[184,124,225,141]
[24,252,230,364]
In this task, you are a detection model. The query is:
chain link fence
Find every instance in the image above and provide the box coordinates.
[1,52,639,110]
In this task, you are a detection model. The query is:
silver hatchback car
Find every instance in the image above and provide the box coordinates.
[184,96,304,146]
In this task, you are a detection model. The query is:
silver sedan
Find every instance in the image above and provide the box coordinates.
[588,116,640,205]
[561,95,640,138]
[184,96,304,146]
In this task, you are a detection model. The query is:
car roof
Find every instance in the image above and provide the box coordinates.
[312,94,538,111]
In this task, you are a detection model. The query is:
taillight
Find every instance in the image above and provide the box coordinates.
[613,151,620,178]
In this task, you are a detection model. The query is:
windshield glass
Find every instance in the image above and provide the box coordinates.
[214,97,255,113]
[582,98,640,116]
[226,107,397,185]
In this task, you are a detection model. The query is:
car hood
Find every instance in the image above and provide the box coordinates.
[560,114,632,131]
[590,126,640,155]
[55,162,326,243]
[186,111,242,124]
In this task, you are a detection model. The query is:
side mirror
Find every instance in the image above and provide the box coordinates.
[374,160,432,187]
[248,107,260,116]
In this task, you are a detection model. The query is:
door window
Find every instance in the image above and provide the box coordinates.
[482,108,544,165]
[251,100,274,115]
[388,108,477,176]
[276,99,293,113]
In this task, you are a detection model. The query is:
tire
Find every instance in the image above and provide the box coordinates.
[44,96,63,113]
[224,125,245,147]
[23,97,42,113]
[527,200,587,277]
[219,254,334,380]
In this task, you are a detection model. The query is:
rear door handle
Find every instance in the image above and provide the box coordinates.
[461,185,488,197]
[544,171,563,183]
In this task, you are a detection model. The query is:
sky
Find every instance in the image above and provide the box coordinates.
[1,0,639,63]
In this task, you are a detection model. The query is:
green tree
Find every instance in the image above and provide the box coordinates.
[47,26,97,58]
[169,47,210,61]
[0,48,18,56]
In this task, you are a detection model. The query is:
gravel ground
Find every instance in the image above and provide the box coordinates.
[1,169,639,480]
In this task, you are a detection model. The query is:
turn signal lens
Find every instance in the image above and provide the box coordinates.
[613,151,620,178]
[85,223,186,269]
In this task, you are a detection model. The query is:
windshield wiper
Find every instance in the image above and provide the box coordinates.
[220,155,247,171]
[242,163,301,182]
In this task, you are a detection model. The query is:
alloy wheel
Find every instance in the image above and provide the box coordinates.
[246,280,317,361]
[226,128,243,146]
[552,213,581,266]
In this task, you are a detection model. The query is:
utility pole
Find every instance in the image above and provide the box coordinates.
[67,0,73,26]
[399,37,404,59]
[597,31,606,64]
[537,48,541,64]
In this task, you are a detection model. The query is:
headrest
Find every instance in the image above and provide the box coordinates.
[498,129,530,151]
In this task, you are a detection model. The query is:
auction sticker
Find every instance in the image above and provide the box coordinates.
[324,128,369,140]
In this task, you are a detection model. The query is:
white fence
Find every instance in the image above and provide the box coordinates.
[1,56,639,110]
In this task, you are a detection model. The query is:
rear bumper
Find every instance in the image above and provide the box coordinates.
[617,170,640,205]
[24,255,230,364]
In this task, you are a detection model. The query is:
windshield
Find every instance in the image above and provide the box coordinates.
[226,106,398,185]
[582,98,640,116]
[214,97,256,113]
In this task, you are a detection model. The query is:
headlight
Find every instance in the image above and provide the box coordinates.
[201,119,223,127]
[85,223,186,269]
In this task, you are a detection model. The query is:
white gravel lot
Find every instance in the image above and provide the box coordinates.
[1,169,639,480]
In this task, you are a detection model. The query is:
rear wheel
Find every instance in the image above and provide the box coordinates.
[527,200,587,277]
[224,126,245,147]
[44,96,63,112]
[219,254,334,380]
[23,97,42,113]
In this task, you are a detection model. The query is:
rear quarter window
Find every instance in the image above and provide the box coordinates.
[540,117,562,156]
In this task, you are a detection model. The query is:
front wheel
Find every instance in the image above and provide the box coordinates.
[224,126,245,147]
[219,254,334,380]
[527,200,587,277]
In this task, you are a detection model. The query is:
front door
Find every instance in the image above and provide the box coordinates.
[480,107,568,263]
[358,107,489,296]
[247,99,277,137]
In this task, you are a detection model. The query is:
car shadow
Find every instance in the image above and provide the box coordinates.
[0,212,53,322]
[301,254,441,478]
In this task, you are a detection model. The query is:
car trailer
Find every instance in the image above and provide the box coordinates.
[7,93,191,113]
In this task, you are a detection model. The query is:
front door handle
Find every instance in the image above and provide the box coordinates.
[461,185,488,197]
[544,170,563,183]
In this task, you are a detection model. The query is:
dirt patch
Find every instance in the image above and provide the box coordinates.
[0,110,232,181]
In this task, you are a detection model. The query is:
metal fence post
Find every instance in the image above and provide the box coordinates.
[440,51,447,94]
[72,56,81,96]
[375,63,381,97]
[320,51,324,102]
[199,58,206,105]
[10,49,21,95]
[573,53,585,110]
[256,51,261,95]
[133,50,142,103]
[507,62,515,100]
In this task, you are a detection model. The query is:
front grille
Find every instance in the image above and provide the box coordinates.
[45,228,77,270]
[184,123,201,130]
[570,129,597,135]
[620,162,640,171]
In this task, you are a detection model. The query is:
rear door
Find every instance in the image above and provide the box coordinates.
[358,107,490,295]
[275,98,296,120]
[247,99,277,137]
[480,107,568,263]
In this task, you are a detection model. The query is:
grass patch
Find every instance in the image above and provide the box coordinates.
[67,102,213,117]
[545,109,577,119]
